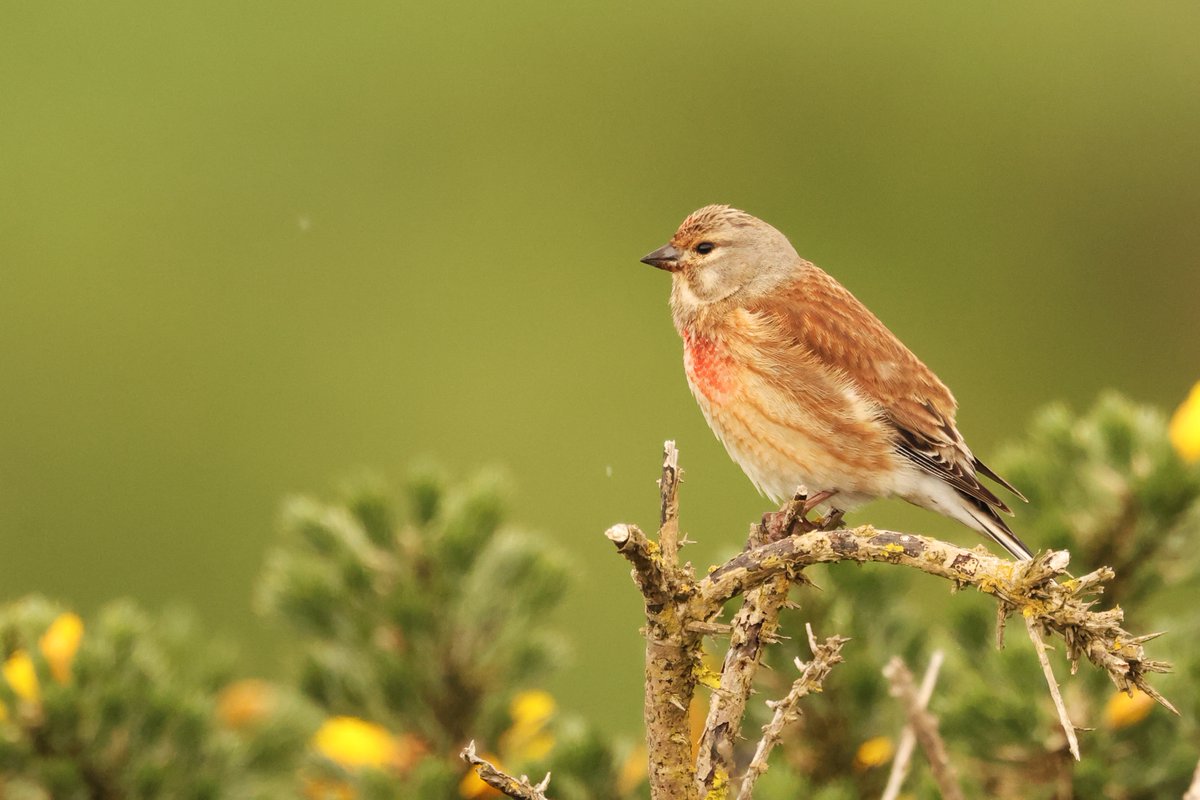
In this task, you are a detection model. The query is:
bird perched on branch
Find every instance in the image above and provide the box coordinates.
[641,205,1032,560]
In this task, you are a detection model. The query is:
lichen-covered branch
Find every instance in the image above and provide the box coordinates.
[696,527,1175,709]
[606,442,1176,800]
[606,520,702,800]
[460,741,552,800]
[605,523,674,609]
[736,625,848,800]
[606,442,705,800]
[883,657,963,800]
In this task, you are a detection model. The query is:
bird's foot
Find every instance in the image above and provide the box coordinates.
[758,489,840,543]
[819,507,845,531]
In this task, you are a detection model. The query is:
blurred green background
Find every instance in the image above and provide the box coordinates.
[2,1,1198,738]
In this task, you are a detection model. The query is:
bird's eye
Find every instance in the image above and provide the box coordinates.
[696,242,715,254]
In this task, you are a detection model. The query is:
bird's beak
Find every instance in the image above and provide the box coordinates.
[640,243,682,272]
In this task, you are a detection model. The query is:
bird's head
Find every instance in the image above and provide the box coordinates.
[641,205,798,308]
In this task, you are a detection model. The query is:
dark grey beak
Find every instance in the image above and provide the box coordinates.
[640,243,682,272]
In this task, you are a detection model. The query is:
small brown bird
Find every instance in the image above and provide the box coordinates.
[641,205,1032,560]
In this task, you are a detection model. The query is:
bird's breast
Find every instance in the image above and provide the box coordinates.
[677,317,902,503]
[683,331,734,401]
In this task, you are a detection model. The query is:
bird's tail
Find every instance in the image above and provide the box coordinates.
[957,492,1034,560]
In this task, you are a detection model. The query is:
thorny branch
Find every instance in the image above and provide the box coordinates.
[460,741,552,800]
[606,441,704,800]
[606,520,701,800]
[605,442,1175,799]
[694,571,790,797]
[736,624,848,800]
[695,513,793,797]
[695,529,1175,710]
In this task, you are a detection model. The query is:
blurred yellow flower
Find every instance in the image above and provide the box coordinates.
[2,650,39,702]
[1104,688,1155,729]
[617,743,648,795]
[313,716,397,769]
[217,679,277,729]
[1170,382,1200,463]
[459,751,504,798]
[0,699,7,722]
[510,690,555,728]
[39,612,83,684]
[854,735,895,770]
[499,690,556,761]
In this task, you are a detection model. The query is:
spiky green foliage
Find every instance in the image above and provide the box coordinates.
[259,469,642,799]
[0,597,314,798]
[0,469,641,799]
[747,393,1200,799]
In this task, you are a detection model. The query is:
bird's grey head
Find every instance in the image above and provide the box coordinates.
[640,205,799,306]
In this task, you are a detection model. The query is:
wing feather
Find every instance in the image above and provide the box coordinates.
[748,262,1022,512]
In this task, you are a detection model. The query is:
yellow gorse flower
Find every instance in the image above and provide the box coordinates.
[40,612,84,684]
[617,744,648,795]
[854,735,895,770]
[2,650,39,702]
[499,690,556,762]
[1169,381,1200,463]
[1104,688,1155,729]
[313,716,398,769]
[1,612,86,704]
[509,690,555,728]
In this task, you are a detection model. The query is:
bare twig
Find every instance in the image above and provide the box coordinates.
[884,657,964,800]
[1025,616,1082,761]
[881,650,944,800]
[1183,755,1200,800]
[736,625,849,800]
[461,741,552,800]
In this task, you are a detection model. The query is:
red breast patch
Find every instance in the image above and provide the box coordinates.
[684,332,732,399]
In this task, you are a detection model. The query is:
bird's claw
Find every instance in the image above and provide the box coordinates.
[819,508,845,531]
[758,490,843,543]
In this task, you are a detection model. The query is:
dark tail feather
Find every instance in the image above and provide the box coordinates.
[960,491,1034,560]
[974,457,1028,504]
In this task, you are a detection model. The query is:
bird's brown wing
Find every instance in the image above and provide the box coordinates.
[748,263,1020,511]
